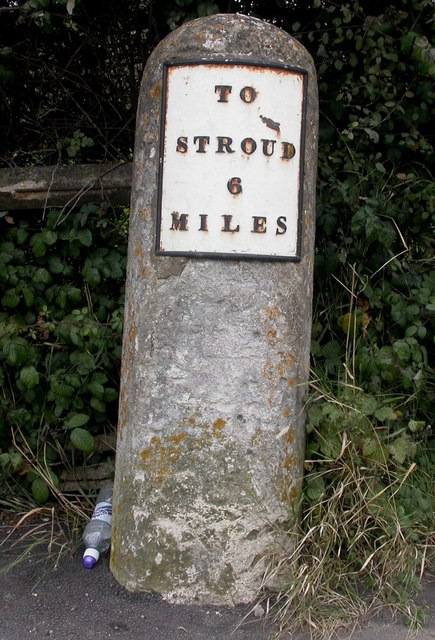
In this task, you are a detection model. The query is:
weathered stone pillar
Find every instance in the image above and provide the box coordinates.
[111,13,318,605]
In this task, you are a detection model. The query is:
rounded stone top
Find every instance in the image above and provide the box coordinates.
[152,13,316,74]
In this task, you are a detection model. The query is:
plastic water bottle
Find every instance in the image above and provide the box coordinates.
[82,483,113,569]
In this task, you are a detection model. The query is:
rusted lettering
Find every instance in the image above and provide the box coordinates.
[222,215,240,232]
[281,142,296,160]
[240,86,257,103]
[194,136,210,153]
[170,212,188,231]
[252,216,267,233]
[176,136,188,153]
[241,138,257,155]
[216,137,235,153]
[261,139,276,157]
[215,85,232,102]
[227,177,242,195]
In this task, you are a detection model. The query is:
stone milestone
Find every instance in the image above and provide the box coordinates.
[110,13,318,605]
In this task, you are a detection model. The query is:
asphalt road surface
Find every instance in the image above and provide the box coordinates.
[1,513,434,640]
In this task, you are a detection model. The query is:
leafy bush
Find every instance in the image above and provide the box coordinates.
[0,205,127,503]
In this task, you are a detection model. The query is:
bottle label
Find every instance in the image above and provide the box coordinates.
[92,501,112,524]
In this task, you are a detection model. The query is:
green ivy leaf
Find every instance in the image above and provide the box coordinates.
[4,337,31,366]
[104,387,118,402]
[41,229,58,245]
[19,365,40,389]
[48,256,64,274]
[87,381,104,398]
[22,285,35,307]
[374,406,398,422]
[388,436,414,465]
[34,268,52,284]
[362,438,388,463]
[65,413,90,429]
[1,291,20,308]
[78,229,92,247]
[90,396,106,413]
[32,477,50,504]
[67,287,82,303]
[305,474,325,500]
[70,427,95,453]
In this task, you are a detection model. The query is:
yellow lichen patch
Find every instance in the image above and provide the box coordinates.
[192,423,214,448]
[139,208,150,221]
[276,362,286,378]
[250,427,263,446]
[265,327,283,348]
[213,418,226,431]
[283,454,296,470]
[140,435,183,484]
[139,418,230,484]
[277,350,295,368]
[127,320,138,346]
[284,427,296,444]
[168,432,187,446]
[287,378,296,386]
[150,83,162,100]
[262,358,274,381]
[212,418,226,442]
[140,448,152,462]
[263,305,281,319]
[118,384,129,431]
[134,244,144,257]
[283,408,290,418]
[280,485,300,503]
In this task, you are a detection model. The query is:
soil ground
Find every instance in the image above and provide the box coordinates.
[1,511,434,640]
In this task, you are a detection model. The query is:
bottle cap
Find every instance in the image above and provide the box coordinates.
[83,548,100,569]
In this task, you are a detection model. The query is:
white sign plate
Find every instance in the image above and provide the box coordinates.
[156,61,307,260]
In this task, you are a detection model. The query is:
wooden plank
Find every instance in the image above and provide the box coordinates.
[0,162,133,210]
